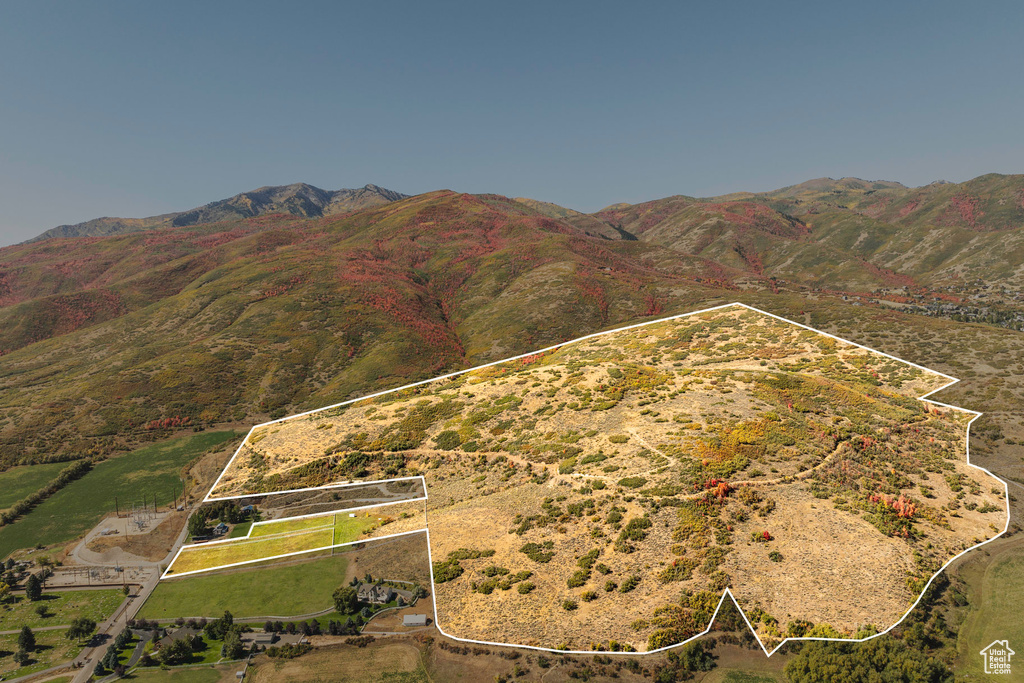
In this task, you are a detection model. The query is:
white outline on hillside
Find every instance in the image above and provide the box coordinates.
[190,302,1009,658]
[162,488,429,579]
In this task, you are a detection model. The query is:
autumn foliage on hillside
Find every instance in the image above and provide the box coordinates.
[1,173,1023,466]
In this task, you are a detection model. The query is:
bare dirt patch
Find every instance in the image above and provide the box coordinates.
[86,510,188,561]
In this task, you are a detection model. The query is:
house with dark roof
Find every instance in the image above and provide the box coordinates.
[356,582,395,604]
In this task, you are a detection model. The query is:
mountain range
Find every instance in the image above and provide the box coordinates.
[28,183,408,242]
[0,172,1022,470]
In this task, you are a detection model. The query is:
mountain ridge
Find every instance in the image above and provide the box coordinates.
[26,182,409,243]
[0,174,1022,470]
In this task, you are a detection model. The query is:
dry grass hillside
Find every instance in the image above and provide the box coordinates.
[209,305,1007,650]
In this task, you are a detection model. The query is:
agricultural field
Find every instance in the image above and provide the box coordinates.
[0,461,71,509]
[141,552,351,619]
[0,588,123,631]
[166,499,426,576]
[207,305,1008,651]
[146,532,430,622]
[0,431,241,559]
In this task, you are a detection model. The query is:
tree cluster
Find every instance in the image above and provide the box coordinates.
[95,627,132,676]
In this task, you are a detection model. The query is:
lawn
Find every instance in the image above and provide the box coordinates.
[0,629,84,680]
[0,431,241,558]
[955,538,1024,677]
[226,521,252,538]
[0,588,124,631]
[0,461,71,510]
[139,553,350,619]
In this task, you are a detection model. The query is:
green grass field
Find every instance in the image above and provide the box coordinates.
[169,512,380,575]
[0,629,85,680]
[169,526,335,574]
[956,538,1024,676]
[0,461,71,510]
[139,553,350,619]
[248,514,335,537]
[227,521,252,538]
[0,588,123,631]
[249,511,379,541]
[0,431,241,558]
[332,512,381,544]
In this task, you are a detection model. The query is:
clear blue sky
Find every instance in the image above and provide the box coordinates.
[2,1,1023,245]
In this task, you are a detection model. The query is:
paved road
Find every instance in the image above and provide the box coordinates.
[68,507,195,683]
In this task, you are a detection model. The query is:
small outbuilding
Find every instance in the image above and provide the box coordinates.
[402,614,428,627]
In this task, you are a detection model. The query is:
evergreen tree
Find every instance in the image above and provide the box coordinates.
[18,625,35,652]
[25,574,43,601]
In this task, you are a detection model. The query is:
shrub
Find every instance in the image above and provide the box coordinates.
[481,566,509,577]
[432,559,464,583]
[267,643,314,658]
[619,575,641,593]
[567,570,589,588]
[520,542,555,563]
[447,548,496,560]
[615,516,653,552]
[562,599,578,611]
[433,431,462,450]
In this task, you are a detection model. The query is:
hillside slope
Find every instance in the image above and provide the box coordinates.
[0,173,1022,479]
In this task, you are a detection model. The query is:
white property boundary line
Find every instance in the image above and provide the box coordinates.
[161,528,429,580]
[194,302,1010,658]
[246,490,428,537]
[163,486,428,579]
[207,475,425,502]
